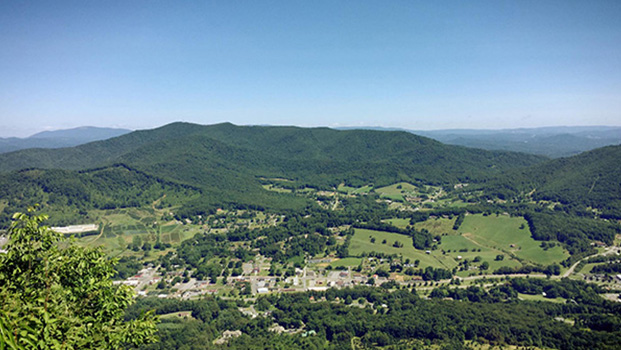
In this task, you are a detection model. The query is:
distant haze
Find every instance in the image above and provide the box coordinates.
[1,2,621,137]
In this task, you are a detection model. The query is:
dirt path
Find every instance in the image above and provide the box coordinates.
[461,232,507,256]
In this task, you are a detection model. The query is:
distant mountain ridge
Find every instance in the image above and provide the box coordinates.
[337,126,621,158]
[0,126,132,154]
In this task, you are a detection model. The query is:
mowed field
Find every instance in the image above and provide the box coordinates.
[457,214,569,266]
[337,184,373,194]
[351,214,569,274]
[414,217,456,235]
[374,182,418,201]
[349,228,456,269]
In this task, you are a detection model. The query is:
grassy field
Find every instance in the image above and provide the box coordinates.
[375,182,418,201]
[414,217,456,235]
[349,228,456,269]
[76,209,201,258]
[330,257,362,267]
[351,214,569,274]
[159,311,194,320]
[337,184,373,194]
[439,235,521,273]
[457,214,569,266]
[261,184,292,193]
[383,218,410,229]
[518,293,566,304]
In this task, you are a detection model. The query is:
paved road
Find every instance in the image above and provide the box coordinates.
[562,246,620,278]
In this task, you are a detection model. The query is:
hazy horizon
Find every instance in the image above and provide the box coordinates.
[2,1,620,137]
[4,122,621,139]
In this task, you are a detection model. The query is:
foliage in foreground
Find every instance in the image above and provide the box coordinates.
[0,209,157,349]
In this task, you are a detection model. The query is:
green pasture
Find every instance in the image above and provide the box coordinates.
[337,184,373,194]
[457,214,569,266]
[349,228,455,269]
[375,182,418,201]
[518,293,566,304]
[158,311,194,320]
[330,257,362,267]
[383,218,410,229]
[76,209,201,257]
[261,184,292,193]
[440,235,521,272]
[414,217,456,235]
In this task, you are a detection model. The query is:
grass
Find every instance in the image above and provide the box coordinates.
[330,257,362,267]
[518,293,566,304]
[458,214,569,266]
[76,209,201,258]
[414,217,456,235]
[337,184,373,194]
[349,228,454,269]
[159,311,194,320]
[439,235,521,272]
[375,182,418,201]
[262,184,292,193]
[357,214,569,273]
[383,218,410,229]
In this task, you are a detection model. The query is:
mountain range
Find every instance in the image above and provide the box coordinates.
[0,122,619,224]
[338,126,621,158]
[0,126,131,154]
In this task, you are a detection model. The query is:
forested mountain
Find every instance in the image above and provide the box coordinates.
[0,122,546,176]
[482,145,621,219]
[0,126,131,154]
[0,122,547,220]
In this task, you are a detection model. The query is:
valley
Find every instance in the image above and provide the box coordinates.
[1,123,620,350]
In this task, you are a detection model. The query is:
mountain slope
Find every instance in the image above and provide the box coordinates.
[483,145,621,219]
[0,122,546,183]
[0,165,202,226]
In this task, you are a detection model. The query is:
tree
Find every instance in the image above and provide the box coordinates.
[0,209,157,349]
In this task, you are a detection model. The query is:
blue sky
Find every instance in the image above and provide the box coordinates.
[1,1,620,137]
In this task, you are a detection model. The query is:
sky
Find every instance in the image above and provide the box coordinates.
[1,1,620,137]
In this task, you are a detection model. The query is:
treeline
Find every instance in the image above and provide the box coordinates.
[525,211,620,265]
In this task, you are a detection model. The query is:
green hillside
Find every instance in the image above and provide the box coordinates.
[0,165,202,226]
[484,145,621,219]
[0,122,546,182]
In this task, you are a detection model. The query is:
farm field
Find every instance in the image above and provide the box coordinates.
[517,293,567,304]
[75,209,201,258]
[414,217,456,235]
[329,257,362,267]
[457,214,569,266]
[439,235,521,272]
[374,182,418,201]
[383,218,410,228]
[337,184,373,194]
[349,228,456,269]
[261,184,292,193]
